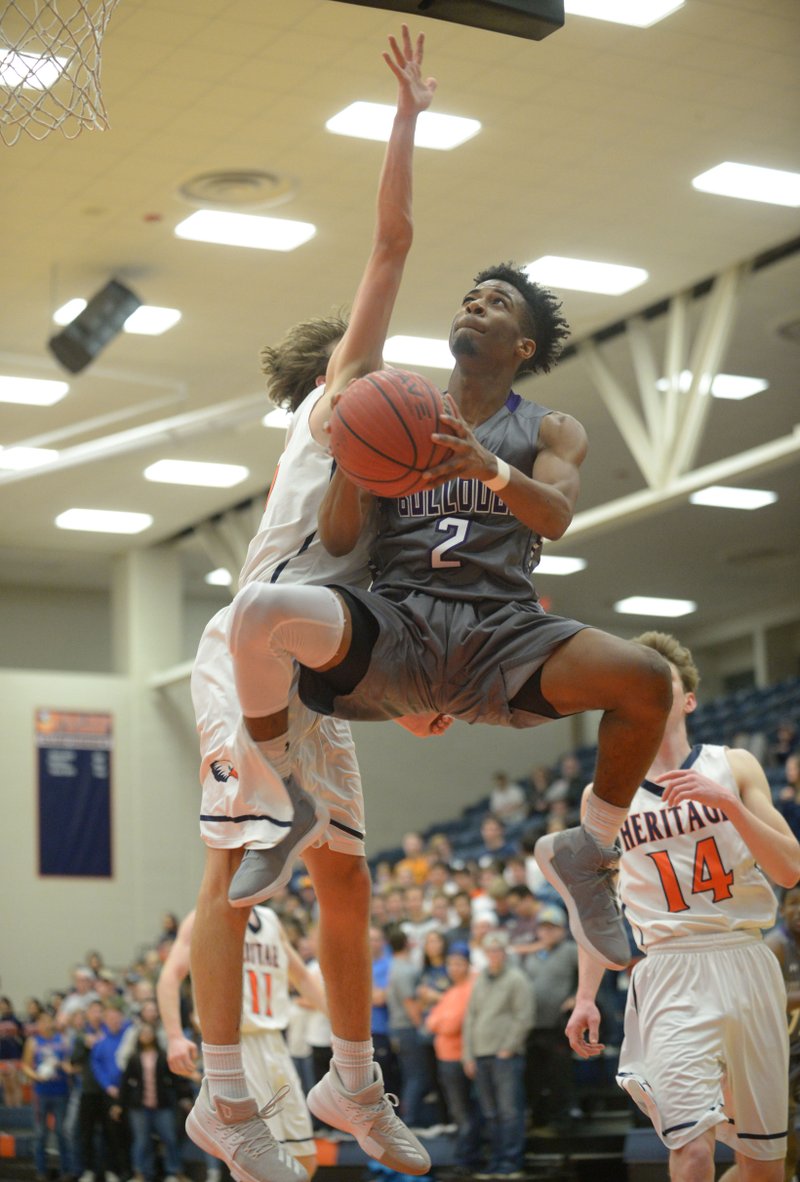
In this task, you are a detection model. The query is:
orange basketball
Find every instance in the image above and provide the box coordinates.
[329,369,452,497]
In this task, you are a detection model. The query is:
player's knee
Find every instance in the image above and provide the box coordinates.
[227,582,286,657]
[628,644,673,720]
[669,1134,714,1181]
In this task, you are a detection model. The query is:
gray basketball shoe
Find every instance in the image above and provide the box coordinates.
[534,825,629,969]
[185,1079,306,1182]
[308,1063,431,1176]
[228,775,329,908]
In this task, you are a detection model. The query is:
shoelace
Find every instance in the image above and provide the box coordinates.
[345,1089,401,1130]
[217,1085,291,1162]
[259,1083,291,1121]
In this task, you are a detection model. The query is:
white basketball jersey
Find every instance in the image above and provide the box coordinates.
[240,906,291,1034]
[619,745,778,949]
[238,385,373,590]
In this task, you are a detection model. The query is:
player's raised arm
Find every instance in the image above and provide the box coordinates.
[308,24,436,441]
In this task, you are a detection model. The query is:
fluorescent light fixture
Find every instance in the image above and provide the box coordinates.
[56,508,153,534]
[205,567,233,587]
[564,0,684,26]
[175,210,315,251]
[614,596,697,618]
[0,446,58,471]
[326,102,480,151]
[524,255,648,295]
[689,485,778,511]
[536,556,587,576]
[692,162,800,208]
[262,407,292,430]
[53,298,88,326]
[383,335,453,370]
[0,375,69,406]
[54,300,182,335]
[123,305,181,335]
[0,51,66,89]
[144,459,249,488]
[655,371,768,400]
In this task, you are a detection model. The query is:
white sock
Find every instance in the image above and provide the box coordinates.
[202,1042,249,1101]
[228,583,345,718]
[331,1034,375,1094]
[583,791,628,848]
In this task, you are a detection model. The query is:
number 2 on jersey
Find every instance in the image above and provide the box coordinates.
[246,969,273,1016]
[647,836,734,913]
[431,516,470,568]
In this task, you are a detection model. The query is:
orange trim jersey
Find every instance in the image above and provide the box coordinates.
[238,385,373,591]
[240,906,291,1034]
[619,744,778,949]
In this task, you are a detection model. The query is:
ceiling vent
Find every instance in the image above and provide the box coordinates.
[177,170,297,210]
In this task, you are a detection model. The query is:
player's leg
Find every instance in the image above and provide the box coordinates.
[528,628,672,967]
[726,1157,783,1181]
[668,1129,716,1182]
[303,842,431,1176]
[227,583,353,766]
[187,847,305,1182]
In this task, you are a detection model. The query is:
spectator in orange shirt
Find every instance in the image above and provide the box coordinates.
[394,832,431,886]
[425,944,481,1178]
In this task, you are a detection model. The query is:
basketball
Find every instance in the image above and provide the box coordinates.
[329,369,453,497]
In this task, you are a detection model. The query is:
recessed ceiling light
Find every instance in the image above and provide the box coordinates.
[262,407,292,430]
[54,300,182,335]
[123,306,181,335]
[56,508,153,534]
[0,375,69,406]
[689,485,778,510]
[144,459,249,488]
[0,446,58,471]
[692,162,800,207]
[0,51,66,90]
[175,210,316,251]
[524,256,648,295]
[655,371,768,400]
[614,596,697,618]
[536,556,587,576]
[53,298,88,326]
[564,0,684,26]
[326,102,480,151]
[383,336,453,369]
[205,568,233,587]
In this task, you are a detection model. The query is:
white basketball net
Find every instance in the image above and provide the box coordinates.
[0,0,121,145]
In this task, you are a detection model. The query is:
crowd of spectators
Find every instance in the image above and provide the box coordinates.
[2,706,798,1182]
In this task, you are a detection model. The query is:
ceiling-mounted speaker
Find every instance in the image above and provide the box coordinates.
[331,0,564,41]
[48,279,143,374]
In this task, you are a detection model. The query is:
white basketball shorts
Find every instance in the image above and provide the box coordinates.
[617,931,788,1160]
[193,606,365,856]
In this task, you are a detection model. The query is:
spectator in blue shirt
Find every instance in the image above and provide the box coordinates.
[89,1002,131,1180]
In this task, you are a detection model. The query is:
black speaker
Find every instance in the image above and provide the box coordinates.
[48,279,143,374]
[330,0,564,41]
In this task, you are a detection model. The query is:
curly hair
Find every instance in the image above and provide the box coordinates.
[472,262,570,376]
[260,312,349,412]
[633,631,700,694]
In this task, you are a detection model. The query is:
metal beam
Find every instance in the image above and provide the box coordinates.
[554,425,800,544]
[578,341,656,485]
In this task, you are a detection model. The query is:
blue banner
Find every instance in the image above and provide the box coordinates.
[36,710,113,878]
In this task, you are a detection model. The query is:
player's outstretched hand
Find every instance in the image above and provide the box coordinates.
[167,1034,198,1077]
[565,999,605,1059]
[424,394,498,488]
[658,768,734,810]
[384,24,437,117]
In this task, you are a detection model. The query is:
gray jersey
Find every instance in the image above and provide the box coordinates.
[370,391,549,604]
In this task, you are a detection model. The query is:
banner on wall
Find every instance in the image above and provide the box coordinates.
[36,710,113,878]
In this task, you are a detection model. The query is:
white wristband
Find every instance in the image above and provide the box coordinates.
[484,457,511,492]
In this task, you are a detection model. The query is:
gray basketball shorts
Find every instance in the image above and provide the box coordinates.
[299,586,586,728]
